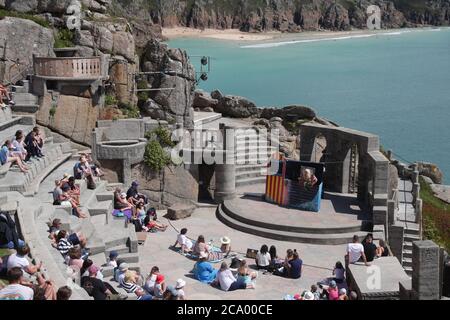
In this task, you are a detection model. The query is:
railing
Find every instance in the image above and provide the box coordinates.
[33,57,102,79]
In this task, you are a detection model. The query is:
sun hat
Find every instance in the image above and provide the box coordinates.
[120,192,127,199]
[156,274,165,284]
[220,236,231,245]
[119,262,129,272]
[88,265,99,275]
[109,250,118,259]
[339,288,347,295]
[303,291,315,300]
[330,280,337,288]
[63,173,70,179]
[175,278,186,289]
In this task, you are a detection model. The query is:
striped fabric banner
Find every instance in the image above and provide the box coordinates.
[265,175,288,206]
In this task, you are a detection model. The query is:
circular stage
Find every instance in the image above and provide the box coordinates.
[216,186,378,245]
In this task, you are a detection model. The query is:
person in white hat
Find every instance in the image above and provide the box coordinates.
[303,291,315,301]
[175,278,186,300]
[338,288,348,300]
[220,236,232,257]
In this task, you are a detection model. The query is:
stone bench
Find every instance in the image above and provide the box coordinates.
[167,203,196,220]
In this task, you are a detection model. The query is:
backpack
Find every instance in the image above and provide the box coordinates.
[0,212,19,249]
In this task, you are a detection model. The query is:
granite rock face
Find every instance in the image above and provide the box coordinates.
[110,0,449,32]
[167,203,196,220]
[0,17,55,84]
[260,105,316,121]
[140,39,196,128]
[214,95,260,118]
[193,90,218,110]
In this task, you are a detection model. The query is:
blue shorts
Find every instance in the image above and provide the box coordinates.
[68,233,80,245]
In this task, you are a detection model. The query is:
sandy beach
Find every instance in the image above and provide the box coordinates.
[163,26,444,43]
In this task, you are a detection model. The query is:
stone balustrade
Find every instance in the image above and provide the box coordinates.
[33,56,102,79]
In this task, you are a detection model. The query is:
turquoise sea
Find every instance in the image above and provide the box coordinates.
[168,28,450,182]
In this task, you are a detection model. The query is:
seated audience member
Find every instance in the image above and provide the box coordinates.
[237,260,257,289]
[56,286,72,301]
[52,180,63,205]
[193,252,218,284]
[349,291,358,300]
[363,233,377,262]
[339,288,348,300]
[107,251,119,268]
[144,266,165,295]
[321,280,339,301]
[60,183,88,218]
[346,235,369,266]
[255,244,271,270]
[193,235,223,261]
[126,181,147,206]
[214,262,246,292]
[175,279,186,300]
[268,245,283,272]
[80,259,103,280]
[24,127,44,161]
[48,219,87,248]
[81,265,126,300]
[122,270,152,300]
[67,177,81,204]
[114,190,133,212]
[332,261,345,284]
[68,247,84,271]
[173,228,193,253]
[311,284,321,300]
[56,230,74,258]
[144,214,168,232]
[163,285,180,300]
[33,272,58,300]
[11,130,27,161]
[220,236,232,257]
[0,140,29,172]
[73,155,96,189]
[0,83,14,105]
[376,239,390,257]
[274,249,302,279]
[0,212,25,250]
[0,267,33,300]
[7,244,42,277]
[84,153,104,177]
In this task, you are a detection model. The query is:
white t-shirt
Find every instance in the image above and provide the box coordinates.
[144,274,157,293]
[0,284,34,300]
[176,288,185,298]
[347,243,364,263]
[6,253,30,272]
[177,234,193,250]
[216,270,236,291]
[256,252,271,267]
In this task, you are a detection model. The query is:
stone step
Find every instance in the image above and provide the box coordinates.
[402,257,412,268]
[11,104,39,114]
[88,200,112,217]
[105,244,131,256]
[404,241,413,251]
[403,249,412,259]
[115,252,139,264]
[235,163,268,171]
[12,85,28,94]
[217,204,379,245]
[236,176,267,187]
[403,265,413,276]
[404,234,421,242]
[86,234,106,255]
[95,191,114,202]
[235,169,268,180]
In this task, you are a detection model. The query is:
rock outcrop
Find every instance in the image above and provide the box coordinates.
[0,17,55,84]
[139,39,196,128]
[260,105,316,121]
[213,95,260,118]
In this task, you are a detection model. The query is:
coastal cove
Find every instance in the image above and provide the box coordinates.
[167,28,450,182]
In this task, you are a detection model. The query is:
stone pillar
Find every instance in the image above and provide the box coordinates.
[387,199,396,225]
[415,198,423,228]
[388,225,404,264]
[214,124,236,203]
[123,159,132,187]
[412,240,441,300]
[299,131,315,162]
[412,170,420,184]
[412,182,420,204]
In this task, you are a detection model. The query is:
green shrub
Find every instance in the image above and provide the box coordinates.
[118,102,140,119]
[145,126,175,148]
[54,28,75,48]
[137,80,150,103]
[0,9,50,28]
[49,105,57,118]
[105,94,118,106]
[144,139,171,171]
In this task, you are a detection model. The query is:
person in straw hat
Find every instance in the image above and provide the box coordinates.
[220,236,232,258]
[175,278,186,300]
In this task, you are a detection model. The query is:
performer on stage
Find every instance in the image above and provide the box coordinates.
[298,168,318,189]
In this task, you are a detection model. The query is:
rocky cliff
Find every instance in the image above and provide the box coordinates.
[109,0,450,32]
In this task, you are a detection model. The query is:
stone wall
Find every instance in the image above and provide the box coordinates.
[37,93,99,145]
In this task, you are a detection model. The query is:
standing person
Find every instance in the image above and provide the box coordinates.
[345,235,369,266]
[173,228,193,254]
[214,262,246,292]
[255,245,271,270]
[362,234,377,262]
[0,267,33,300]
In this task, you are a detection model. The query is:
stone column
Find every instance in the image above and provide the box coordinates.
[412,182,420,204]
[388,225,404,264]
[412,240,441,300]
[387,199,396,225]
[214,124,236,203]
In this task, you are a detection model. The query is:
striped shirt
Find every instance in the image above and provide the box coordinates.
[57,238,73,256]
[121,281,140,294]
